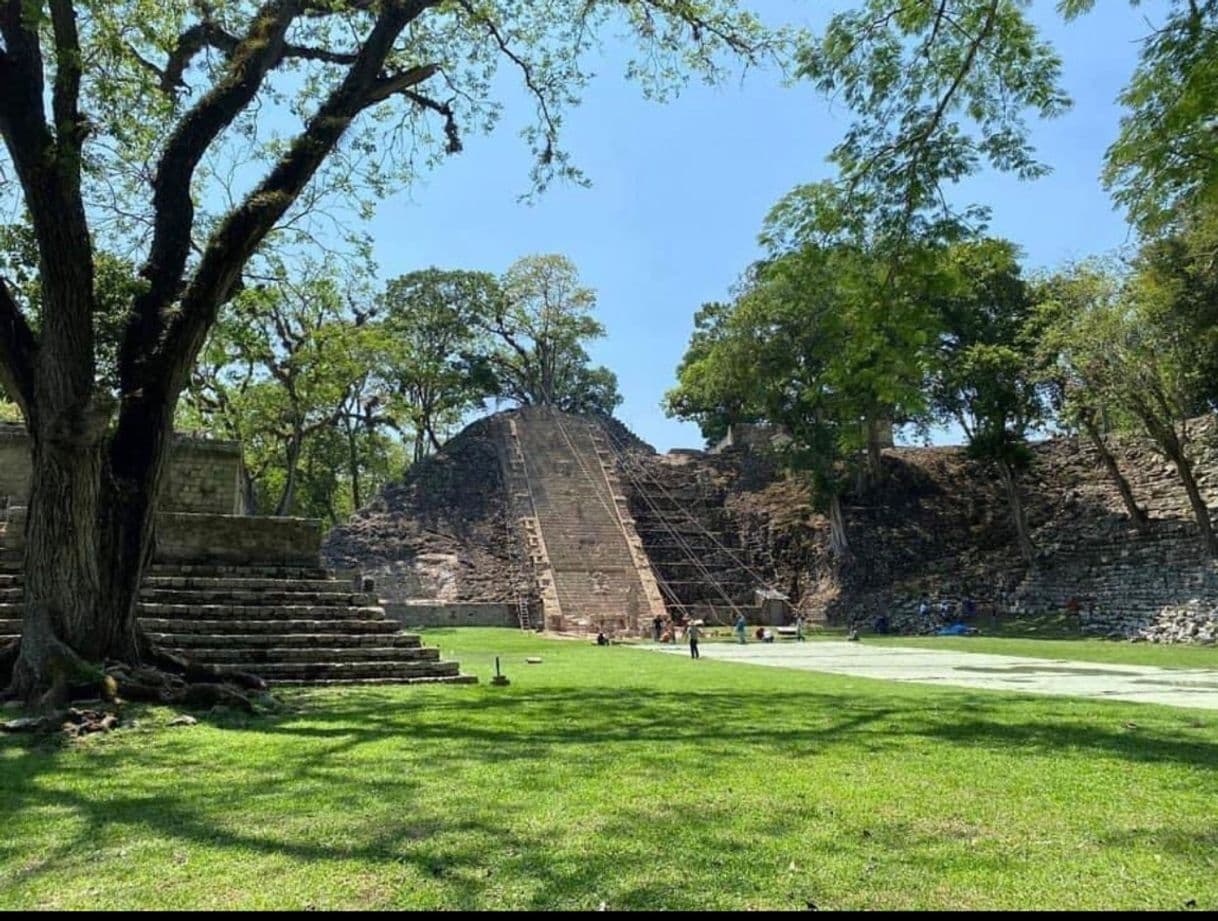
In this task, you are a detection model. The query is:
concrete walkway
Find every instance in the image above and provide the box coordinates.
[651,641,1218,710]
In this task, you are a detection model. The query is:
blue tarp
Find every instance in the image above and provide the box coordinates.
[937,623,969,636]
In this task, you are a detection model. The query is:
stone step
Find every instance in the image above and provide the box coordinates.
[139,617,401,635]
[147,564,330,579]
[139,588,378,606]
[170,645,441,665]
[143,576,359,592]
[211,660,462,681]
[272,673,478,686]
[147,631,423,650]
[135,603,387,620]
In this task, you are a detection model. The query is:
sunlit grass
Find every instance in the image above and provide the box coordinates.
[1,627,1215,910]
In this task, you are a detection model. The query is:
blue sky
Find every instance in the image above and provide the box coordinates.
[365,1,1160,452]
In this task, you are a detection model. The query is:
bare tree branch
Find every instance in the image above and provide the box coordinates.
[0,277,38,420]
[154,0,439,394]
[124,1,301,390]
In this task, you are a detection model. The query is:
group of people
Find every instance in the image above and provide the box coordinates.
[645,612,808,659]
[916,595,979,622]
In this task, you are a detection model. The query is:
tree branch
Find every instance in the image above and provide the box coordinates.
[154,0,439,394]
[49,0,85,164]
[0,278,38,421]
[124,0,300,390]
[152,19,362,93]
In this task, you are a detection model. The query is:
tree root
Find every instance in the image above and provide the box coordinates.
[0,640,18,698]
[3,635,277,726]
[142,643,268,693]
[1,706,120,737]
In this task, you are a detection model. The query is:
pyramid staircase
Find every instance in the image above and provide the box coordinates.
[0,507,474,686]
[501,407,667,636]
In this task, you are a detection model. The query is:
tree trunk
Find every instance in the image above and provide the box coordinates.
[1163,437,1217,557]
[1080,416,1150,534]
[240,464,258,515]
[865,415,886,483]
[1139,414,1217,557]
[274,433,302,517]
[827,492,851,560]
[10,394,172,703]
[346,426,362,511]
[997,458,1034,564]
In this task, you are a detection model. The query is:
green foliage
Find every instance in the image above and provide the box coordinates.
[379,268,501,461]
[1031,258,1135,435]
[795,0,1070,242]
[484,254,621,416]
[0,223,141,396]
[179,257,397,522]
[663,299,757,443]
[1100,0,1218,234]
[925,238,1046,469]
[0,1,783,249]
[1033,234,1214,452]
[667,238,937,504]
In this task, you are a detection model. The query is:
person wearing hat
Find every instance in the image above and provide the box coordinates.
[687,620,702,659]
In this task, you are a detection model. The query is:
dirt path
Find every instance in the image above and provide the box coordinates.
[651,641,1218,710]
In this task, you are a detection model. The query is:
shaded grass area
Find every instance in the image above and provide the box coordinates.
[1,627,1216,910]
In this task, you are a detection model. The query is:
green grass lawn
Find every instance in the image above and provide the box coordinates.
[3,627,1217,910]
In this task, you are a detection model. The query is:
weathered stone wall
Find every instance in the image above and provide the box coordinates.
[625,415,1218,643]
[323,415,520,604]
[0,428,29,501]
[3,505,319,567]
[162,438,245,514]
[1011,526,1218,639]
[155,513,320,566]
[383,601,518,628]
[0,424,243,514]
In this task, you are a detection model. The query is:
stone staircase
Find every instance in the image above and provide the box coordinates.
[612,450,766,619]
[0,542,474,686]
[505,407,665,635]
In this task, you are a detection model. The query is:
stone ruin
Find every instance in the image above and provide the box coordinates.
[324,405,793,636]
[0,424,473,684]
[327,407,1218,644]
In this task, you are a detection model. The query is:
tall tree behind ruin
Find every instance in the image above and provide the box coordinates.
[1033,261,1152,534]
[379,268,500,463]
[180,257,396,521]
[483,254,622,416]
[926,239,1048,564]
[0,0,776,704]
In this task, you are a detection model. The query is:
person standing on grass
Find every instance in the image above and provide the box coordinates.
[688,620,701,659]
[652,615,663,643]
[795,614,806,642]
[734,612,748,644]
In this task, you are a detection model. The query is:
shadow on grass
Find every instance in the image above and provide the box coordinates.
[2,679,1217,908]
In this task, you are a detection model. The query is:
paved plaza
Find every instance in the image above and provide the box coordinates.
[651,640,1218,710]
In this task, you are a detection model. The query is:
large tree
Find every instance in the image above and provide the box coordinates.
[483,253,622,415]
[180,259,394,520]
[668,240,937,559]
[926,238,1047,564]
[0,0,773,704]
[1032,261,1152,534]
[379,268,499,463]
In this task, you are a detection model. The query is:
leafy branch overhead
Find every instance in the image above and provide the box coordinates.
[0,0,779,703]
[796,0,1070,242]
